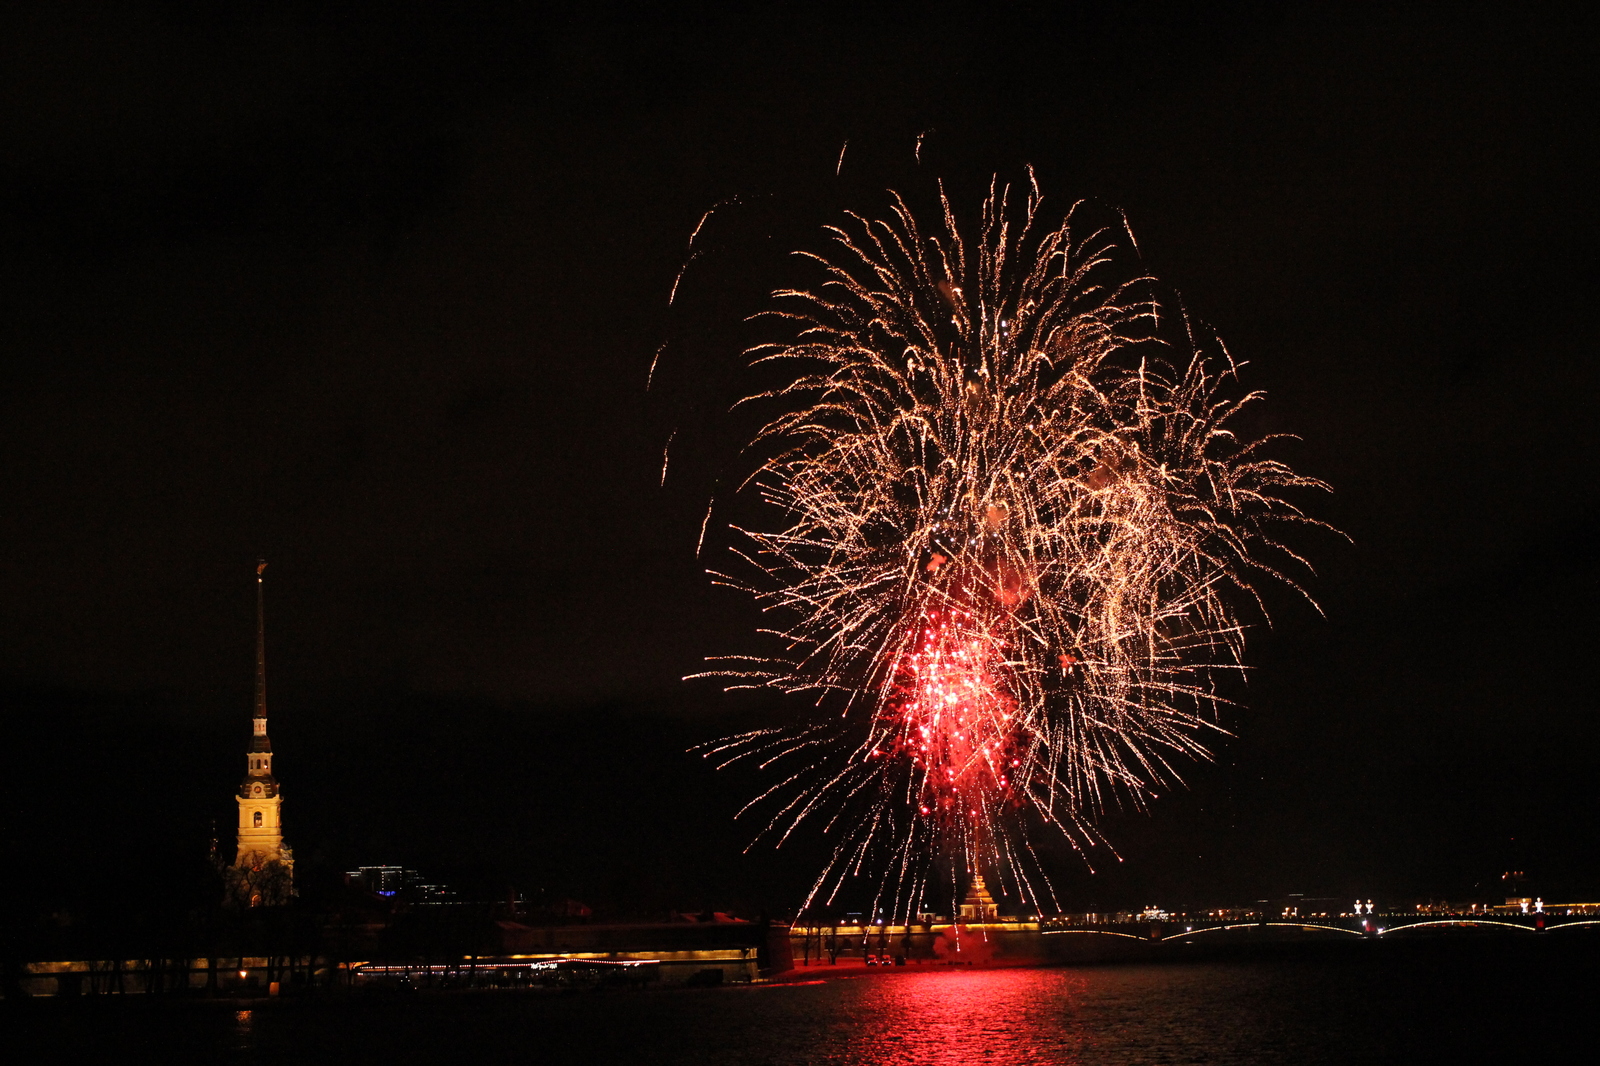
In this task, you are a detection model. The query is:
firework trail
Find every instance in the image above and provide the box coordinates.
[694,171,1330,920]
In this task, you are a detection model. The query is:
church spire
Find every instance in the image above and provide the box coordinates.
[232,558,292,903]
[255,559,267,723]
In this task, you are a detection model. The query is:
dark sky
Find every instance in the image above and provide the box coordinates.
[2,2,1596,916]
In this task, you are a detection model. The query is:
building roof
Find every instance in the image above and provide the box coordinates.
[239,774,279,798]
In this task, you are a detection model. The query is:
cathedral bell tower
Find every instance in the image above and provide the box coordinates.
[231,560,293,904]
[959,871,999,921]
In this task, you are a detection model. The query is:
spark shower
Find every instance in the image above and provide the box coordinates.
[696,173,1329,920]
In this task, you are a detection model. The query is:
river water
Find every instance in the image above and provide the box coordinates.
[10,939,1596,1063]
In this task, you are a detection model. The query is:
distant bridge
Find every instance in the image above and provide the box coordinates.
[1041,913,1600,941]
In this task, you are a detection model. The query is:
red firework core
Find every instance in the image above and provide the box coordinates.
[889,609,1017,815]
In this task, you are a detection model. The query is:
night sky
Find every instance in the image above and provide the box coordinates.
[3,2,1596,919]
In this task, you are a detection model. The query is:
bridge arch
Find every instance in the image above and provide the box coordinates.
[1163,922,1363,941]
[1040,928,1149,942]
[1376,919,1535,935]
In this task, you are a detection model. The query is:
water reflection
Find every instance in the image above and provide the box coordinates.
[844,969,1088,1064]
[11,946,1598,1066]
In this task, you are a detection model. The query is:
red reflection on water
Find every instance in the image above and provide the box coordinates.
[846,968,1087,1065]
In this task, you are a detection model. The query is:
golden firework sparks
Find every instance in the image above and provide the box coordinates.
[693,172,1332,920]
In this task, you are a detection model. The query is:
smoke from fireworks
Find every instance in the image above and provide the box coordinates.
[694,172,1329,919]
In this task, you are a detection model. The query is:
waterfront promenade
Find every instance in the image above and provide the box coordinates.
[11,905,1599,999]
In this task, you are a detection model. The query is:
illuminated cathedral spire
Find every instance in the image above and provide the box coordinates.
[230,559,293,905]
[959,871,999,921]
[254,558,268,722]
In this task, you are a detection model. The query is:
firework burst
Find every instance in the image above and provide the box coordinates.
[694,172,1330,919]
